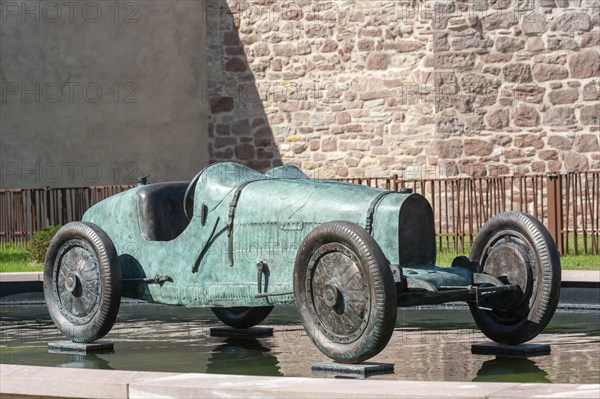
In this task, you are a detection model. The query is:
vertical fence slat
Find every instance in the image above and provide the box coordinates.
[547,173,563,255]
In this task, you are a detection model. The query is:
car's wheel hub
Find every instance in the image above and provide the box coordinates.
[307,243,370,344]
[64,272,81,294]
[323,283,342,307]
[54,239,101,324]
[479,230,536,322]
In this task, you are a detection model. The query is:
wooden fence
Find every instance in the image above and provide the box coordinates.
[0,186,134,244]
[335,172,599,256]
[1,172,598,255]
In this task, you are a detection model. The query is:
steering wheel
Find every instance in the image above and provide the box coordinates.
[183,169,205,221]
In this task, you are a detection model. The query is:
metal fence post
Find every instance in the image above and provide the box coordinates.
[547,173,564,255]
[392,174,398,192]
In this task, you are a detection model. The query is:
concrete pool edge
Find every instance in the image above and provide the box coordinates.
[1,364,599,399]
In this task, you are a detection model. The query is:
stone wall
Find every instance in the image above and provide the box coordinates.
[207,0,599,177]
[431,0,600,177]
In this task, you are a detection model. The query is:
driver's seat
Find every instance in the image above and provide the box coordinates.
[136,182,191,241]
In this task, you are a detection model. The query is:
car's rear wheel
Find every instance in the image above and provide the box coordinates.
[211,306,274,329]
[44,222,122,343]
[469,212,561,344]
[294,221,397,364]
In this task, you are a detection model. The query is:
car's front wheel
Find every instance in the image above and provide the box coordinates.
[44,222,122,343]
[294,221,397,363]
[469,212,561,344]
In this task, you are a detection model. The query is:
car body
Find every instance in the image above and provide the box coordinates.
[44,162,561,363]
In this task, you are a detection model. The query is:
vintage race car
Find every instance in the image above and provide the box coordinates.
[44,162,561,363]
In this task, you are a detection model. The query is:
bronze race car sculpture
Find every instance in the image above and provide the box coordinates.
[44,162,561,363]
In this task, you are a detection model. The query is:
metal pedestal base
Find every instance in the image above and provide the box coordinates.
[48,340,114,355]
[209,326,273,338]
[311,362,394,379]
[471,342,551,357]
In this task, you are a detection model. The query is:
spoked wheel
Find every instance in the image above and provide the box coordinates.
[44,222,122,343]
[469,212,561,344]
[294,221,397,364]
[211,306,274,329]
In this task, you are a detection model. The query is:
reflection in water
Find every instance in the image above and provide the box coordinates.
[59,354,113,370]
[1,304,599,383]
[474,357,550,383]
[207,338,282,376]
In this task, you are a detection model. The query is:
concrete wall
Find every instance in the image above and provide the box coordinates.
[0,0,209,188]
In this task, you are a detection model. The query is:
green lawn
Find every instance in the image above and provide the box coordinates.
[0,241,597,272]
[436,233,599,270]
[0,243,43,273]
[437,250,599,270]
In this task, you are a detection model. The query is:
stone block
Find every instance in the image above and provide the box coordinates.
[434,52,476,71]
[367,53,389,70]
[482,12,518,30]
[224,57,247,72]
[502,64,532,83]
[311,362,394,379]
[209,326,273,338]
[210,97,235,114]
[234,143,256,160]
[435,139,463,158]
[582,81,599,101]
[581,31,600,48]
[569,50,600,79]
[550,12,592,33]
[513,84,545,104]
[433,32,450,51]
[548,135,573,150]
[471,342,550,357]
[495,36,525,52]
[526,37,544,52]
[548,88,579,105]
[580,104,600,126]
[487,108,509,129]
[532,64,569,82]
[543,106,577,126]
[48,341,114,355]
[464,139,493,156]
[513,104,540,127]
[547,37,579,51]
[514,135,545,149]
[321,39,338,53]
[574,134,600,153]
[564,152,590,171]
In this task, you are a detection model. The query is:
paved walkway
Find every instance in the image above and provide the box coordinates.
[1,364,599,398]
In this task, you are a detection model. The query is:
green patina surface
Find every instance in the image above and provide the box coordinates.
[82,162,472,307]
